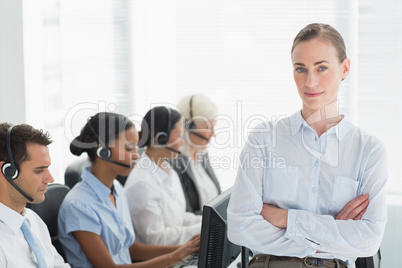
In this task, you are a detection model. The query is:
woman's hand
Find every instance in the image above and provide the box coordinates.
[336,194,369,220]
[170,234,200,262]
[260,204,288,229]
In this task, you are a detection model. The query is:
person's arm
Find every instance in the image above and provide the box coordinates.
[261,194,370,228]
[283,142,387,257]
[126,181,201,245]
[74,231,200,268]
[182,212,202,226]
[261,194,370,254]
[0,247,5,268]
[52,245,71,268]
[227,126,316,257]
[129,234,200,261]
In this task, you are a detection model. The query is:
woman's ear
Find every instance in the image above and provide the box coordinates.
[341,58,351,81]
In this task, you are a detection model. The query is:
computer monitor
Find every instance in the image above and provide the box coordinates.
[198,187,241,268]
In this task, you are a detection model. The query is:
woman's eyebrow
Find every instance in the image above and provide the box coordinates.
[293,60,329,66]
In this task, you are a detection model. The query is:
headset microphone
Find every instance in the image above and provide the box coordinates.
[1,126,34,202]
[165,146,182,155]
[103,158,131,168]
[4,176,34,202]
[188,131,209,141]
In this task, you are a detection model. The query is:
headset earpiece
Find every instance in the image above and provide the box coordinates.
[1,126,19,180]
[156,132,168,145]
[185,119,196,131]
[87,116,131,168]
[96,146,111,159]
[88,117,112,160]
[2,162,18,179]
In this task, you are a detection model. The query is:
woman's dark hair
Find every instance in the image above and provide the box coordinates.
[70,112,134,162]
[0,123,52,168]
[291,23,347,63]
[139,106,182,148]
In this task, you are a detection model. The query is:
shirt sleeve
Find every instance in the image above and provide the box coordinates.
[53,246,71,268]
[183,212,202,226]
[126,181,201,246]
[0,247,5,268]
[63,199,102,236]
[286,141,388,258]
[227,127,316,256]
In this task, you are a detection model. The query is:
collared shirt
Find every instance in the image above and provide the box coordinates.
[227,110,387,268]
[0,202,70,268]
[58,167,135,268]
[124,153,201,246]
[190,158,219,207]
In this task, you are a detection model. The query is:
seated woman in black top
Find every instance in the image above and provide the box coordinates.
[171,95,221,214]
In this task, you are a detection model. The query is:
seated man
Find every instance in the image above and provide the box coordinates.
[0,123,70,268]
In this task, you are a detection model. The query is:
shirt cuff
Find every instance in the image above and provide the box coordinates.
[286,209,297,237]
[285,209,319,252]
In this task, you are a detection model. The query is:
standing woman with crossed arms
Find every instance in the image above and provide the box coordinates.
[228,23,387,268]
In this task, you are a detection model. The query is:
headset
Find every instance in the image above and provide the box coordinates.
[185,95,209,141]
[155,107,181,154]
[156,107,172,145]
[1,125,34,202]
[87,117,131,168]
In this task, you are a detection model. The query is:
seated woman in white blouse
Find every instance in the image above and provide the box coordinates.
[124,106,202,246]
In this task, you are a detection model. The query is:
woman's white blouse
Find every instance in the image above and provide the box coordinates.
[124,153,201,246]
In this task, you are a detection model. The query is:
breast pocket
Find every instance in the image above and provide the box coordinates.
[263,166,299,202]
[329,176,359,212]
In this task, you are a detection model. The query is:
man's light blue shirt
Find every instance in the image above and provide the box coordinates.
[227,110,387,267]
[58,167,135,268]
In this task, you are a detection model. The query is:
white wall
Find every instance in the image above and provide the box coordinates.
[0,0,26,124]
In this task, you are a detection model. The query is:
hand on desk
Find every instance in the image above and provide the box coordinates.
[171,233,200,262]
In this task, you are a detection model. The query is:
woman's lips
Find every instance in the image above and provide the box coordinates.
[305,92,323,98]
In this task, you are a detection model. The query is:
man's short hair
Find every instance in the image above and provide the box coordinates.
[0,123,52,169]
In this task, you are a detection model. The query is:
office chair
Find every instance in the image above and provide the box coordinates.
[26,183,70,260]
[240,247,381,268]
[64,158,90,189]
[355,249,381,268]
[64,158,128,188]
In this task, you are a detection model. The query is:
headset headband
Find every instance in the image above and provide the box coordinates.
[6,126,16,171]
[87,117,107,148]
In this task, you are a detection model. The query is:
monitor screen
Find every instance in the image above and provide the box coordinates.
[198,187,241,268]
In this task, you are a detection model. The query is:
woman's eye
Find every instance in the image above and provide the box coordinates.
[296,67,306,73]
[126,145,138,152]
[318,66,327,71]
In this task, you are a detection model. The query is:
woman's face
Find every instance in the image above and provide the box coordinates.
[109,127,139,176]
[188,119,216,148]
[166,119,184,158]
[291,38,350,114]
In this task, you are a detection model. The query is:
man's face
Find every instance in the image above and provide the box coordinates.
[15,143,54,204]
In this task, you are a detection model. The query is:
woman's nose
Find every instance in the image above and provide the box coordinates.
[306,72,318,87]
